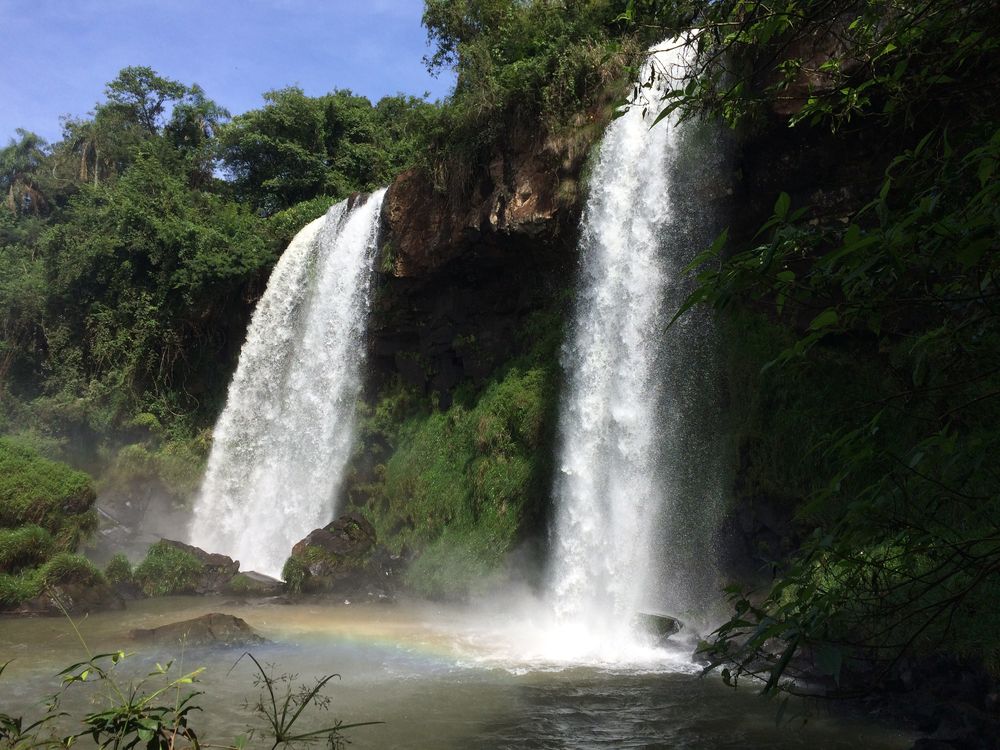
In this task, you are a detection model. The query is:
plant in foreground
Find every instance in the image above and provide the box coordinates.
[235,653,380,750]
[1,604,379,749]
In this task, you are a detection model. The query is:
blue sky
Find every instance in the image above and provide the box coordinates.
[0,0,455,144]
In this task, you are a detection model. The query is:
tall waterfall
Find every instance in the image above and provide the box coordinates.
[189,190,386,577]
[546,38,726,650]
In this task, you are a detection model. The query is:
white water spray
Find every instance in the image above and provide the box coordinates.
[543,37,726,660]
[189,190,386,576]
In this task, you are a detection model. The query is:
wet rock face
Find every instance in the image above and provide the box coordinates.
[380,127,588,280]
[369,124,601,405]
[129,613,266,648]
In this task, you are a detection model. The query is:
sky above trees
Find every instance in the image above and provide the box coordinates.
[0,0,454,143]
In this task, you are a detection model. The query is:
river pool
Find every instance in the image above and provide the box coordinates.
[1,596,912,749]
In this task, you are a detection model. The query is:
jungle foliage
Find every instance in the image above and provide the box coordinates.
[0,437,102,607]
[2,0,997,699]
[0,66,431,478]
[348,308,564,599]
[615,0,1000,692]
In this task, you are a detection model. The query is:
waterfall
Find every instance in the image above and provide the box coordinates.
[189,190,386,577]
[546,38,726,652]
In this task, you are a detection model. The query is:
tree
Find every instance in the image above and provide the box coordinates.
[0,130,48,216]
[218,87,430,214]
[102,66,189,135]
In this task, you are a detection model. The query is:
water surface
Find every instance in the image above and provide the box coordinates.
[1,597,912,749]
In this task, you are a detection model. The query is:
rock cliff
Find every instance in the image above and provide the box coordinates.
[369,119,605,404]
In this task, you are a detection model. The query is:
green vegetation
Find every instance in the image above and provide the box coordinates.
[220,88,434,214]
[0,437,96,545]
[1,644,372,749]
[0,438,100,607]
[103,553,133,585]
[630,0,1000,693]
[34,553,104,589]
[419,0,646,189]
[352,309,563,598]
[132,540,204,597]
[280,557,309,594]
[0,525,54,573]
[0,554,104,608]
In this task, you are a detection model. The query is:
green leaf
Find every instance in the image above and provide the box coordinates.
[809,309,839,331]
[774,192,791,220]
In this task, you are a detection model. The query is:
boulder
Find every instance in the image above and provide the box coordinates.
[291,514,376,563]
[159,539,239,594]
[129,613,266,649]
[285,514,396,597]
[635,612,683,644]
[227,571,284,596]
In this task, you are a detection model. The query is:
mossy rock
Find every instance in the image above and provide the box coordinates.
[227,571,283,596]
[133,542,202,596]
[1,553,121,615]
[283,514,378,594]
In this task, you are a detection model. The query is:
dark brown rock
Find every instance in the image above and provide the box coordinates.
[129,613,266,648]
[380,124,595,279]
[285,514,399,598]
[291,514,376,562]
[9,583,124,616]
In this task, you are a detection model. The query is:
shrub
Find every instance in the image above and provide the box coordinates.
[35,553,105,588]
[0,525,54,573]
[0,571,40,607]
[280,556,308,594]
[133,542,203,596]
[403,527,505,600]
[104,553,133,585]
[0,438,96,540]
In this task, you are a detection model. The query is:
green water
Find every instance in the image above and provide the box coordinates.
[1,597,912,749]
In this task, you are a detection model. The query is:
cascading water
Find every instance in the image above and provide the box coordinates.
[189,190,386,577]
[543,37,727,659]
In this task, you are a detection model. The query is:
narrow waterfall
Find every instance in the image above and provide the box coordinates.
[546,39,725,649]
[189,190,386,577]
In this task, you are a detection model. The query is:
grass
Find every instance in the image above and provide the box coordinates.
[35,553,105,588]
[104,553,133,585]
[0,437,96,541]
[0,553,105,607]
[0,439,102,607]
[0,525,55,573]
[132,541,204,596]
[280,557,308,593]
